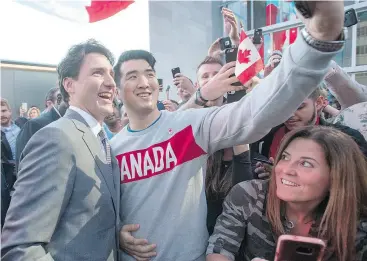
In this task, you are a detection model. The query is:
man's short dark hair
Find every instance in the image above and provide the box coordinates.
[197,56,224,73]
[57,39,115,102]
[45,87,59,105]
[113,50,156,87]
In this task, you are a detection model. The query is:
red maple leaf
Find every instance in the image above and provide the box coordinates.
[238,49,251,64]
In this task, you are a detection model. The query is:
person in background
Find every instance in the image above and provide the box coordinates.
[174,75,195,106]
[104,101,125,139]
[2,39,120,261]
[252,86,367,179]
[1,98,21,227]
[42,87,61,114]
[207,126,367,261]
[15,87,65,171]
[27,106,41,119]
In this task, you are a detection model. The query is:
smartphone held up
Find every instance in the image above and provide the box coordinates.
[274,235,326,261]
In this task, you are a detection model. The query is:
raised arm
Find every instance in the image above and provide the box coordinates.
[194,2,344,154]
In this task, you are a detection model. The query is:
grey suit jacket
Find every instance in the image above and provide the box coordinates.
[1,109,121,261]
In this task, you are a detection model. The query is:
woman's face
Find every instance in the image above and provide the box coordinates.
[29,108,39,119]
[274,138,331,204]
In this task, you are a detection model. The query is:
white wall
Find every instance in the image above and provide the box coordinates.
[0,0,150,65]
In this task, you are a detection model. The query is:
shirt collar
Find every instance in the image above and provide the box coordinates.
[1,122,17,132]
[69,106,102,137]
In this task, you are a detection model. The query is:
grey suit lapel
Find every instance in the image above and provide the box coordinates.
[64,109,117,211]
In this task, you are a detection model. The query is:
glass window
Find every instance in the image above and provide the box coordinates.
[357,11,367,66]
[334,27,352,67]
[355,72,367,86]
[225,1,249,31]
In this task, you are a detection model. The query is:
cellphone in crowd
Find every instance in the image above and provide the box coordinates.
[274,235,326,261]
[158,78,163,92]
[157,101,165,111]
[21,102,28,112]
[252,28,262,45]
[171,67,181,78]
[253,157,274,166]
[219,36,232,50]
[225,48,242,87]
[344,8,358,27]
[294,1,316,19]
[227,90,246,103]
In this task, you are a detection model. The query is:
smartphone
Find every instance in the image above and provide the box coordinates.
[227,90,246,103]
[220,37,232,50]
[294,1,316,18]
[253,29,262,45]
[253,157,273,166]
[225,48,242,87]
[21,102,28,112]
[171,67,181,78]
[158,78,163,92]
[274,235,326,261]
[344,8,358,27]
[157,101,165,111]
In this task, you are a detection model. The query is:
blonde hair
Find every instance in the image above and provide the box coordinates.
[266,126,367,261]
[27,107,41,118]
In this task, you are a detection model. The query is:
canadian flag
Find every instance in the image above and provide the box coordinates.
[15,0,134,23]
[235,30,264,85]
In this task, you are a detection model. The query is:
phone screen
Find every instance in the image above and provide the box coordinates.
[171,67,181,78]
[220,37,232,50]
[225,48,242,87]
[344,8,358,27]
[253,29,262,45]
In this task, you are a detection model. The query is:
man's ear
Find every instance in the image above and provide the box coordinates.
[195,82,199,89]
[63,78,74,96]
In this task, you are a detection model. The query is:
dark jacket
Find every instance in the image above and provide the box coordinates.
[251,118,367,158]
[15,107,61,170]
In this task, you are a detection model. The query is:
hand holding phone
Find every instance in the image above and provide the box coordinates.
[171,67,181,78]
[252,29,262,45]
[225,48,242,87]
[274,235,326,261]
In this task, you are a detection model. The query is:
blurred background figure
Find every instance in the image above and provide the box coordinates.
[27,106,41,119]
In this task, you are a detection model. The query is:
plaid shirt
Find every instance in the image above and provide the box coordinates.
[2,123,21,160]
[207,179,367,261]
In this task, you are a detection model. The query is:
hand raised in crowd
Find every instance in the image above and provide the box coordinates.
[297,1,344,42]
[173,73,196,96]
[200,61,244,101]
[208,38,224,58]
[120,224,157,261]
[162,100,177,112]
[254,157,274,179]
[264,53,282,77]
[222,7,240,46]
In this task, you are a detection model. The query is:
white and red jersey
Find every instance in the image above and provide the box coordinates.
[111,34,340,261]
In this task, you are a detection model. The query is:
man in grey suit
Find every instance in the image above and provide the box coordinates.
[1,39,120,261]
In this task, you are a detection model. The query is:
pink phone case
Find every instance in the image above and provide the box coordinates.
[274,235,326,261]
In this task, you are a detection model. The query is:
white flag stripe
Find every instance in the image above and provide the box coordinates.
[15,1,90,23]
[235,37,261,75]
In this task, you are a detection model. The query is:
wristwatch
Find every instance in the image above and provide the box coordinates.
[301,27,345,52]
[194,88,208,106]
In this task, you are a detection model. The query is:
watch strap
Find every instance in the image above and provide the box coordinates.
[301,28,345,52]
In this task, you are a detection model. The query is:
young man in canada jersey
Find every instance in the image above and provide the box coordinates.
[112,10,345,258]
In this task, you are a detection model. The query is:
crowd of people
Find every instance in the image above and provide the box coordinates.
[1,1,367,261]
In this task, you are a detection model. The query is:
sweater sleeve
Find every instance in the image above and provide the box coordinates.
[193,34,342,154]
[325,61,367,110]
